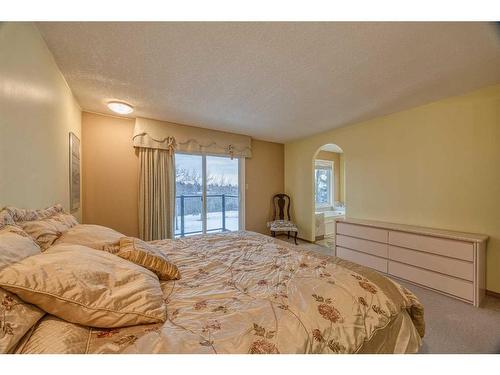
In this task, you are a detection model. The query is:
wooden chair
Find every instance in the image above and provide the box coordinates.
[267,193,298,245]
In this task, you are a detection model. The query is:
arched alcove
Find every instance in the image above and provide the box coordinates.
[312,143,345,246]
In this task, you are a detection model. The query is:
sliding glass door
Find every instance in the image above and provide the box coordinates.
[175,153,243,237]
[175,154,203,236]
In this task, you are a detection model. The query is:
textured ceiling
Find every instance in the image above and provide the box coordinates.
[37,22,500,143]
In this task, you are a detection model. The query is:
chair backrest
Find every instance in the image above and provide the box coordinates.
[272,194,292,222]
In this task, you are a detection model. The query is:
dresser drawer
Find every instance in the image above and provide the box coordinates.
[337,247,387,273]
[388,245,474,281]
[337,235,388,258]
[337,223,387,243]
[388,261,473,301]
[388,231,473,261]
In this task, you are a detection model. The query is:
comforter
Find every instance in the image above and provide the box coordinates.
[16,231,425,354]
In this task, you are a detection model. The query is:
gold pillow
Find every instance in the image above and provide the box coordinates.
[5,205,78,250]
[15,315,90,354]
[104,237,181,281]
[55,224,124,250]
[0,226,45,353]
[0,244,166,328]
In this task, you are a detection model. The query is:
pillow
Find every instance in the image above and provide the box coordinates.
[0,225,41,264]
[5,205,78,250]
[55,224,124,250]
[0,226,45,353]
[14,315,90,354]
[0,209,15,228]
[4,204,67,222]
[104,237,181,281]
[0,244,166,328]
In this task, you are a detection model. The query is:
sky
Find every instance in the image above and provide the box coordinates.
[176,153,239,185]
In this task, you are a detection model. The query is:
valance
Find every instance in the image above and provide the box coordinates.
[133,117,252,158]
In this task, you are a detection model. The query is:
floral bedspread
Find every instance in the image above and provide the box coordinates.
[19,231,425,354]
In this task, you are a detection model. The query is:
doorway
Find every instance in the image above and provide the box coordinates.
[174,153,244,237]
[313,143,345,245]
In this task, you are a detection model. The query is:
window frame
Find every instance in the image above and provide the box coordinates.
[314,159,334,210]
[174,151,245,237]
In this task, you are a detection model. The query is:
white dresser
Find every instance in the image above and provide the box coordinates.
[335,218,488,307]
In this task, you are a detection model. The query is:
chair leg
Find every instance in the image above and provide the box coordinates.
[287,231,290,239]
[271,231,275,237]
[294,232,298,245]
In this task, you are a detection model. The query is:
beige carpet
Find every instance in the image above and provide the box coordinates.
[278,235,500,354]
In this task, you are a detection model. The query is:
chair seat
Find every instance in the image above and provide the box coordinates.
[267,220,298,232]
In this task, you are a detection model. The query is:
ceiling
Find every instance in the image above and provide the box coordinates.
[37,22,500,143]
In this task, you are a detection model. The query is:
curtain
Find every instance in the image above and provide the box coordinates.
[133,117,252,158]
[138,148,175,241]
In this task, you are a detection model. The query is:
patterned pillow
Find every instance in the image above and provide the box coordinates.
[5,205,79,250]
[103,237,181,281]
[0,226,45,353]
[4,204,65,222]
[0,209,15,229]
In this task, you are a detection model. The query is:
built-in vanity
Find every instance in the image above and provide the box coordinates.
[335,218,488,307]
[315,207,345,239]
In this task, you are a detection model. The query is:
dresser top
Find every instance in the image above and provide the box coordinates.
[337,218,488,243]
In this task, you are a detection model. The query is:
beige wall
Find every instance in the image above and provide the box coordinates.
[82,112,284,237]
[82,112,138,236]
[245,140,284,234]
[315,150,341,203]
[285,84,500,293]
[0,22,82,219]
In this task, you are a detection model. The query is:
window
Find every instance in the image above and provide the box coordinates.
[174,153,245,237]
[315,160,333,209]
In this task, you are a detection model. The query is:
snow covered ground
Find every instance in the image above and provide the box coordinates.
[175,210,239,236]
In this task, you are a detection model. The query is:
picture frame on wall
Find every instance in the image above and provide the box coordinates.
[69,132,81,212]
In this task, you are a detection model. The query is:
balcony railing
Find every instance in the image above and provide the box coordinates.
[175,194,238,237]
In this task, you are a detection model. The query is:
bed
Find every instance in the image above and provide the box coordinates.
[12,229,424,354]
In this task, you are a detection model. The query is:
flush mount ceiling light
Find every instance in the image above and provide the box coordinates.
[107,101,134,115]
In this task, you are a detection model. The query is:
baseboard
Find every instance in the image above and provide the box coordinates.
[486,289,500,299]
[298,237,313,243]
